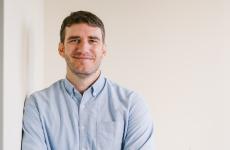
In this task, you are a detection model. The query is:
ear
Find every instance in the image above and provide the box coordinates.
[102,44,107,57]
[58,42,65,57]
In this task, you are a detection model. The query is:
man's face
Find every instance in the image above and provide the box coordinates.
[59,23,106,77]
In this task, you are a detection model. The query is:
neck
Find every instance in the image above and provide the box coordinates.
[66,70,101,94]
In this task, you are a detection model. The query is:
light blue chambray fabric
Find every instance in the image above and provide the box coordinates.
[22,74,154,150]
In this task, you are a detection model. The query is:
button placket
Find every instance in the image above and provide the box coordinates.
[81,104,85,109]
[79,92,89,150]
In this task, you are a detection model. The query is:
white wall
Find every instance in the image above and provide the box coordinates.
[44,0,230,150]
[0,0,3,148]
[3,0,44,149]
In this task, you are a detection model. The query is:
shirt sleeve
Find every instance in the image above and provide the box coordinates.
[123,93,155,150]
[21,95,47,150]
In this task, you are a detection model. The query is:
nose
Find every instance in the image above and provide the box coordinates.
[77,39,90,52]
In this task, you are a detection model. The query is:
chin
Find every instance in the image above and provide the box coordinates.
[74,69,97,76]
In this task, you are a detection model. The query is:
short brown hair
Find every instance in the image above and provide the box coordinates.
[60,11,105,43]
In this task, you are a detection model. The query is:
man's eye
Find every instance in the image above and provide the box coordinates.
[89,39,98,43]
[69,39,80,43]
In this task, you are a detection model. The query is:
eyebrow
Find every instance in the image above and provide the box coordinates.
[66,35,101,41]
[67,36,80,41]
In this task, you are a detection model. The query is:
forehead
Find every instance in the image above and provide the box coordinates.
[65,23,102,38]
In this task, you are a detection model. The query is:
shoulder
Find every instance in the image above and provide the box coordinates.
[106,79,133,96]
[105,78,148,109]
[24,79,64,107]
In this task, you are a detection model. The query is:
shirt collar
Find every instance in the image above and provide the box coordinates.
[63,73,106,98]
[63,77,77,98]
[91,73,106,97]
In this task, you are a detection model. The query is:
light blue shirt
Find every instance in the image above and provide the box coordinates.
[22,74,154,150]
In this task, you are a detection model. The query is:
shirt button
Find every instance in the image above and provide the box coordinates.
[81,126,85,130]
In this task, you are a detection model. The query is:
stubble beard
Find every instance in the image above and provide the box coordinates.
[65,56,101,79]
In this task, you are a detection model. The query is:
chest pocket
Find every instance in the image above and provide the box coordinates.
[96,120,124,150]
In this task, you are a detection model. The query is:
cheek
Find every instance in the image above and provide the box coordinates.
[64,48,75,57]
[64,44,75,52]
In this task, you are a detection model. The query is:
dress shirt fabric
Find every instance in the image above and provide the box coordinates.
[22,74,154,150]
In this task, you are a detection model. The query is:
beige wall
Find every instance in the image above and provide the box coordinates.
[3,0,44,149]
[43,0,230,150]
[0,0,3,148]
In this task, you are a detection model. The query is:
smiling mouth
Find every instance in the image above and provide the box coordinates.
[72,56,93,60]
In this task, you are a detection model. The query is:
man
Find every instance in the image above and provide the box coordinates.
[22,11,154,150]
